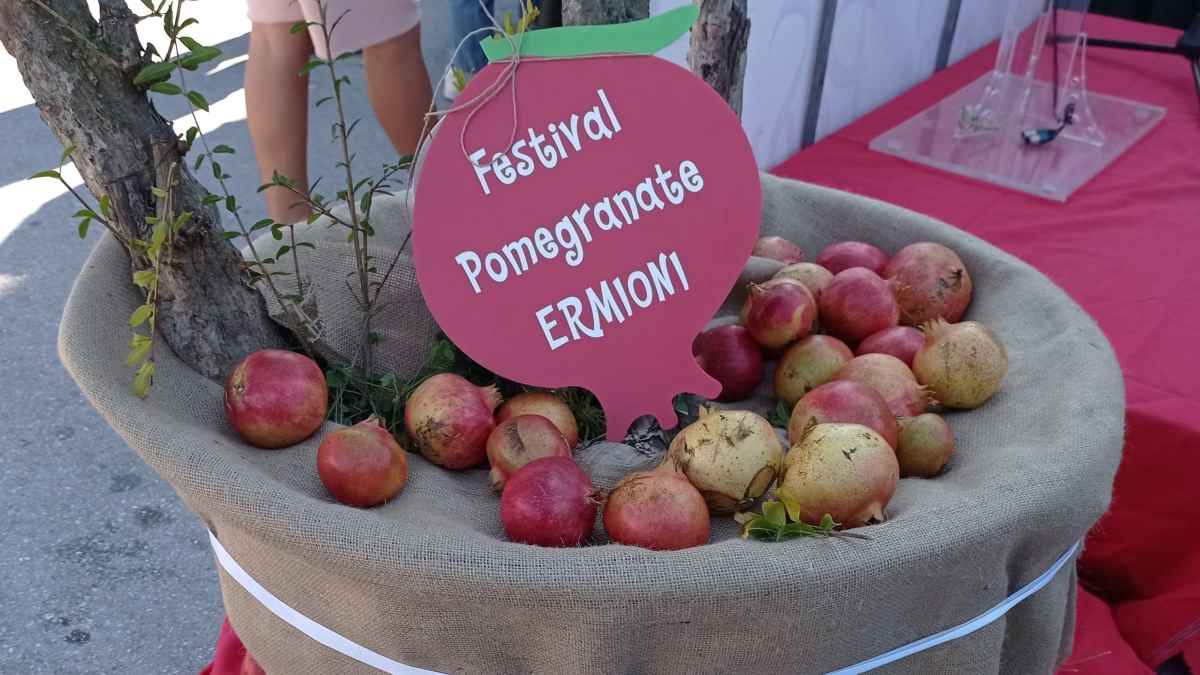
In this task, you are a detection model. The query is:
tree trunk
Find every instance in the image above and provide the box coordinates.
[0,0,284,380]
[688,0,750,116]
[561,0,649,26]
[561,0,749,117]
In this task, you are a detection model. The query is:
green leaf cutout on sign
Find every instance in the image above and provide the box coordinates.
[479,5,697,62]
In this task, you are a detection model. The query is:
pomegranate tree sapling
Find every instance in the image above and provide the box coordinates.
[500,457,597,547]
[496,392,579,448]
[787,380,899,448]
[897,414,956,477]
[773,262,834,299]
[317,417,409,508]
[818,268,899,344]
[856,326,925,367]
[752,236,805,264]
[834,353,931,418]
[884,243,973,325]
[404,373,502,469]
[692,325,763,402]
[816,241,889,275]
[224,349,328,449]
[487,415,571,491]
[604,468,710,550]
[912,319,1008,409]
[773,335,854,407]
[776,423,898,528]
[665,408,784,514]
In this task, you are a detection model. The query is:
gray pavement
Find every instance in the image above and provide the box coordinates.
[0,1,494,672]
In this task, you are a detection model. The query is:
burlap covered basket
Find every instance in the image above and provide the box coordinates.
[59,173,1124,674]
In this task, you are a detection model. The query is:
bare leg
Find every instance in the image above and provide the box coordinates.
[362,26,434,155]
[245,23,313,224]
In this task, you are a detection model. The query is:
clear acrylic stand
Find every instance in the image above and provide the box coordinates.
[870,0,1165,202]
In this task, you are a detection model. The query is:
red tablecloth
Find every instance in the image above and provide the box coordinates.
[202,14,1198,675]
[774,14,1200,675]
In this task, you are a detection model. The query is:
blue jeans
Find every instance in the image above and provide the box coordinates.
[449,0,495,74]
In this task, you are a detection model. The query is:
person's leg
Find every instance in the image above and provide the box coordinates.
[244,22,313,224]
[362,26,434,155]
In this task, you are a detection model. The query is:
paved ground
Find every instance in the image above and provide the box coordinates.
[0,1,500,671]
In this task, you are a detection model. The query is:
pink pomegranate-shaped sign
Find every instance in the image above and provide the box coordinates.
[412,12,760,440]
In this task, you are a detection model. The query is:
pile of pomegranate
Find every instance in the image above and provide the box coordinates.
[219,235,1007,551]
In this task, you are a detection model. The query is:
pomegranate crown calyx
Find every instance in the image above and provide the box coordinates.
[478,384,504,413]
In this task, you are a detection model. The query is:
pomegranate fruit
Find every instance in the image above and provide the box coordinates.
[884,242,973,325]
[787,380,899,448]
[224,349,327,449]
[773,262,834,299]
[777,423,898,528]
[912,319,1008,409]
[752,236,805,264]
[604,468,710,550]
[856,326,925,367]
[496,391,579,448]
[834,353,931,417]
[665,408,783,514]
[818,268,899,344]
[317,417,409,508]
[741,280,818,349]
[897,413,955,477]
[500,457,597,547]
[487,415,572,491]
[692,324,763,402]
[773,335,854,407]
[816,241,889,275]
[404,373,501,469]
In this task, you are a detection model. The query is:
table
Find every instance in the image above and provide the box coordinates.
[773,14,1200,675]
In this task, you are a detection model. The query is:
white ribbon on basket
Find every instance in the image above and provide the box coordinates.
[209,531,1080,674]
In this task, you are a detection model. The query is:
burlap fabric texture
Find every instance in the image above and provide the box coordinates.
[59,173,1124,674]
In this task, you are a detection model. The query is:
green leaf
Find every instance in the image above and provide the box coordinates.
[768,400,791,428]
[150,221,169,251]
[133,360,156,398]
[211,161,222,180]
[396,153,414,168]
[29,170,61,180]
[762,501,787,527]
[315,95,333,108]
[250,219,274,232]
[201,193,222,205]
[224,195,237,213]
[98,194,112,219]
[778,492,804,523]
[220,231,241,240]
[819,513,836,530]
[275,245,291,258]
[180,46,222,70]
[59,143,76,166]
[193,154,206,171]
[296,242,317,250]
[151,186,168,199]
[212,144,235,154]
[186,90,209,112]
[299,59,326,76]
[290,21,311,34]
[325,367,351,388]
[126,338,153,367]
[345,118,361,137]
[149,82,182,95]
[129,303,154,327]
[176,17,199,32]
[185,126,199,146]
[77,217,91,239]
[174,211,192,230]
[271,228,283,241]
[73,208,98,219]
[133,61,176,85]
[179,36,203,51]
[132,269,157,288]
